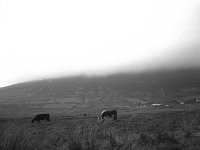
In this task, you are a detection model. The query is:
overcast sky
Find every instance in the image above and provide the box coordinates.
[0,0,200,87]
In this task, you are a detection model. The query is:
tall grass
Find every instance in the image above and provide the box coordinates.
[1,109,200,150]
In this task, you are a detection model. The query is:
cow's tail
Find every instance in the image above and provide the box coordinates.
[114,110,117,120]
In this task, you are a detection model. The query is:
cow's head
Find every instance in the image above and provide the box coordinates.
[98,116,103,123]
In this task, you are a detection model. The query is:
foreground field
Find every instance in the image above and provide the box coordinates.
[1,109,200,150]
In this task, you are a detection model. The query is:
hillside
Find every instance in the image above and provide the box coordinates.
[0,68,200,118]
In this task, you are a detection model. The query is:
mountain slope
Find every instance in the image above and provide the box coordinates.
[0,68,200,117]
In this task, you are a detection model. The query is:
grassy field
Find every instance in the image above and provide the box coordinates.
[1,108,200,150]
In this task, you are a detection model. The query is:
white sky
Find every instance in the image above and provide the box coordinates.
[0,0,200,87]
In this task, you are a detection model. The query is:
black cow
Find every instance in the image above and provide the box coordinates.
[98,110,117,122]
[31,114,50,123]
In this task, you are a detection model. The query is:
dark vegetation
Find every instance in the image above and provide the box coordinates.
[1,109,200,150]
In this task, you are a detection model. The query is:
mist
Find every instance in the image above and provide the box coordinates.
[123,44,200,73]
[0,0,200,87]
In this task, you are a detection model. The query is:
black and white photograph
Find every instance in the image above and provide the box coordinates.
[1,0,200,149]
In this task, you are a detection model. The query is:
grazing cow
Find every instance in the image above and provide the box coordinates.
[31,114,50,123]
[98,110,117,122]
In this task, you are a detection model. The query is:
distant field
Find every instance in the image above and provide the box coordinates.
[0,100,199,118]
[1,108,200,150]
